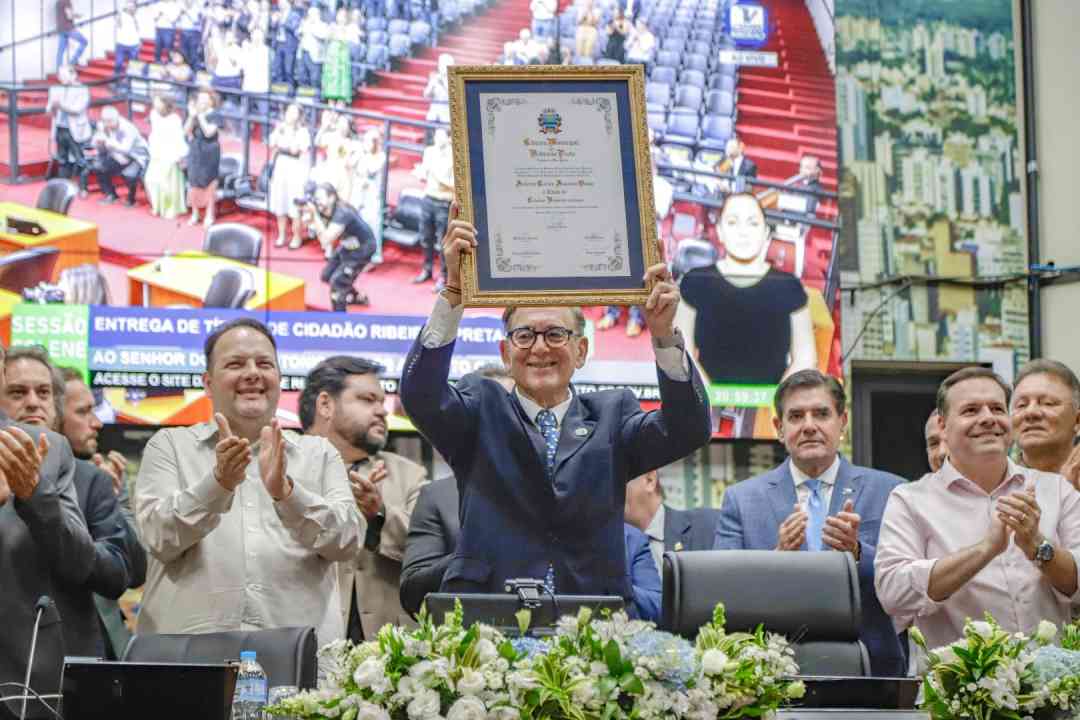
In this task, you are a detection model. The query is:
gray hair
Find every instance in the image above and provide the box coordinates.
[1014,359,1080,409]
[501,306,587,336]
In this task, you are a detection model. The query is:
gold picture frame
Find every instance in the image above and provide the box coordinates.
[447,64,660,308]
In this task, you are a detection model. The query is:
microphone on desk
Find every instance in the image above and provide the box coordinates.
[20,595,55,720]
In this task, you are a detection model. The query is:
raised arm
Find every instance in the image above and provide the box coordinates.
[399,213,483,462]
[619,263,712,477]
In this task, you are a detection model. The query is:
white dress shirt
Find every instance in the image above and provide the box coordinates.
[135,421,364,643]
[515,387,573,431]
[241,42,270,92]
[790,454,841,511]
[644,503,666,577]
[300,17,328,61]
[117,11,141,46]
[155,1,180,28]
[530,0,556,21]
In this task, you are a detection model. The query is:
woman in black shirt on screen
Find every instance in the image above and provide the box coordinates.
[676,192,818,394]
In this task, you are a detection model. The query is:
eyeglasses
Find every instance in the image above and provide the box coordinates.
[507,326,575,350]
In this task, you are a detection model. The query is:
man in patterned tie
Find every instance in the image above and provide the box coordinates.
[712,369,907,677]
[400,208,711,607]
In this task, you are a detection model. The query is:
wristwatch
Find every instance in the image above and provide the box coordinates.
[1034,539,1055,567]
[363,508,386,552]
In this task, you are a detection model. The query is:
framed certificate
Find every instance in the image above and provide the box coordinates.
[447,65,660,307]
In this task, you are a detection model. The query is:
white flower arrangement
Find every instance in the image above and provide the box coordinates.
[267,602,804,720]
[911,614,1080,720]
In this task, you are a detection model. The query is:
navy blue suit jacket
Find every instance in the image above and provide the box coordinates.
[624,524,661,621]
[401,475,663,622]
[400,338,711,604]
[713,456,906,677]
[664,505,721,552]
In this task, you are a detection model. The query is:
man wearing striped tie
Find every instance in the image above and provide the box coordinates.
[399,209,711,611]
[712,369,907,677]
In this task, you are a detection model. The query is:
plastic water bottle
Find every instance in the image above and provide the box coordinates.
[232,650,268,720]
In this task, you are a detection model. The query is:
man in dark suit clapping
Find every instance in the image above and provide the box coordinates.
[399,209,711,607]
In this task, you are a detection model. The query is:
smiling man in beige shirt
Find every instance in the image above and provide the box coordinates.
[135,318,363,644]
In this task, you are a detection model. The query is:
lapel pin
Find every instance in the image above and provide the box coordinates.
[674,542,684,552]
[574,427,588,437]
[842,487,855,496]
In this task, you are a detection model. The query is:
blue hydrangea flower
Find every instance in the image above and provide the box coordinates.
[625,630,697,689]
[510,636,550,660]
[1032,646,1080,684]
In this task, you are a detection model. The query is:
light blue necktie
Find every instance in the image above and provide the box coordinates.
[804,478,827,551]
[536,409,559,592]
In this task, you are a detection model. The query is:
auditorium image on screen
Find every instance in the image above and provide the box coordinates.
[0,0,841,439]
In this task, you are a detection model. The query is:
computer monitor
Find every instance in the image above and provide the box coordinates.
[0,248,60,295]
[60,659,239,720]
[423,593,625,636]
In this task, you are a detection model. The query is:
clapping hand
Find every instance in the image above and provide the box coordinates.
[259,419,291,501]
[349,460,386,520]
[213,413,251,491]
[1060,444,1080,492]
[92,450,128,496]
[776,503,807,551]
[823,499,861,558]
[0,426,49,500]
[996,486,1042,560]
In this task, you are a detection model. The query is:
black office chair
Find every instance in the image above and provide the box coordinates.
[203,267,255,308]
[214,154,245,206]
[671,238,718,280]
[234,164,272,213]
[203,223,263,266]
[381,191,425,249]
[123,626,318,690]
[35,178,79,216]
[662,550,871,676]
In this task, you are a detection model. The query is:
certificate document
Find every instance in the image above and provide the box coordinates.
[478,92,632,280]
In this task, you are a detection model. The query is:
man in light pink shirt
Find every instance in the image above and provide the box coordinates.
[876,367,1080,651]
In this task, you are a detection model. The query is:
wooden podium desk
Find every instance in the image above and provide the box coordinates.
[126,251,306,311]
[0,201,101,281]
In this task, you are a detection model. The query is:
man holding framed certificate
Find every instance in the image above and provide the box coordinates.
[400,66,710,603]
[399,215,711,601]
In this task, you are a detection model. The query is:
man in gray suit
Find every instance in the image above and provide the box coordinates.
[0,343,96,719]
[0,349,146,662]
[713,369,906,677]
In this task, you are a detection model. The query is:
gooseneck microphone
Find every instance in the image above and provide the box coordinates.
[20,595,52,720]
